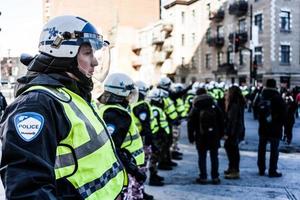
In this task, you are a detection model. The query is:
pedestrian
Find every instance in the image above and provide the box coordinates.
[223,85,245,179]
[188,88,224,184]
[98,73,147,200]
[283,91,297,145]
[0,15,126,199]
[0,91,7,116]
[256,79,286,177]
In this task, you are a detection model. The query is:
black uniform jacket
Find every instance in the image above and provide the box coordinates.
[0,72,94,200]
[102,105,144,181]
[132,102,152,145]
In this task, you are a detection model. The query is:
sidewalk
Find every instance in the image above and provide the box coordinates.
[145,112,300,200]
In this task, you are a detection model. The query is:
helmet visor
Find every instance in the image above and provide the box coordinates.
[126,85,139,104]
[78,33,110,82]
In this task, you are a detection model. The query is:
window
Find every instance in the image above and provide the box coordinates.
[205,54,211,69]
[254,14,263,32]
[280,45,290,64]
[192,9,196,19]
[192,33,196,44]
[280,11,291,32]
[181,34,185,46]
[181,11,185,24]
[217,52,223,66]
[254,46,263,65]
[228,51,234,64]
[239,19,247,33]
[217,26,224,38]
[181,57,185,67]
[239,51,244,65]
[206,28,211,41]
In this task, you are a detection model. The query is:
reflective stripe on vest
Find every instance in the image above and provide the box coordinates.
[24,86,126,200]
[98,104,145,166]
[184,94,194,114]
[176,98,186,118]
[163,97,178,120]
[151,105,170,135]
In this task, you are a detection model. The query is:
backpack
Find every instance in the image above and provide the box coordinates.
[199,104,218,134]
[257,95,272,123]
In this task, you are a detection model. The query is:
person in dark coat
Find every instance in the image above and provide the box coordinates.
[257,79,286,177]
[188,88,224,184]
[224,85,245,179]
[283,91,297,145]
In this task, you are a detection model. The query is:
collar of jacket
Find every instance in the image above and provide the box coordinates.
[15,72,91,101]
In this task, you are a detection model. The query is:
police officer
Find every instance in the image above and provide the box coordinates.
[147,88,170,185]
[98,73,147,200]
[0,16,126,199]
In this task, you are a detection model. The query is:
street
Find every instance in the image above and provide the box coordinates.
[1,111,300,199]
[145,112,300,200]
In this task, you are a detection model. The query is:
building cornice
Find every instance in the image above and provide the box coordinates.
[164,0,199,9]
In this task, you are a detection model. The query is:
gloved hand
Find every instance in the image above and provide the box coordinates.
[135,170,147,183]
[173,119,180,126]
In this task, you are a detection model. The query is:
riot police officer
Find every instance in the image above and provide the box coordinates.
[0,15,126,199]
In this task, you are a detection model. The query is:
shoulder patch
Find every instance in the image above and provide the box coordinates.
[153,110,158,117]
[139,112,147,121]
[14,112,45,142]
[106,124,116,135]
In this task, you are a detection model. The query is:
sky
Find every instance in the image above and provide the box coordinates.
[0,0,42,58]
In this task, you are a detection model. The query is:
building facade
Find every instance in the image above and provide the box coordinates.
[159,0,300,87]
[42,0,160,78]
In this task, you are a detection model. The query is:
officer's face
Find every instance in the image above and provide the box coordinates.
[77,43,98,78]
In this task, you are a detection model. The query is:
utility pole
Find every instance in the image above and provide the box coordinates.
[249,4,253,84]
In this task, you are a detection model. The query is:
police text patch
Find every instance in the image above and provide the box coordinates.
[14,112,45,142]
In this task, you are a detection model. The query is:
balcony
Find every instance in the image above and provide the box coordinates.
[213,63,237,75]
[228,31,248,44]
[162,23,173,33]
[132,56,142,70]
[209,9,225,23]
[162,38,174,52]
[152,32,165,45]
[207,36,225,48]
[229,0,248,17]
[153,51,166,64]
[132,44,142,55]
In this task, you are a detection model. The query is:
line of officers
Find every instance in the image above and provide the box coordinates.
[0,15,237,200]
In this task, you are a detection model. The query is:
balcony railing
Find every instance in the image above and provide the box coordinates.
[214,63,237,75]
[132,56,142,70]
[206,36,225,48]
[209,9,225,23]
[162,38,173,52]
[162,23,173,33]
[153,52,166,64]
[228,31,248,44]
[152,32,166,45]
[132,44,142,55]
[229,0,248,17]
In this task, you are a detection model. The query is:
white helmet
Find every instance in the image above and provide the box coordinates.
[135,80,149,96]
[36,15,110,81]
[158,77,172,90]
[104,73,138,104]
[172,83,184,93]
[148,88,166,102]
[39,15,106,58]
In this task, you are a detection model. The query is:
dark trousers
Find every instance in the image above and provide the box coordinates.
[224,141,240,171]
[284,123,294,143]
[197,147,219,179]
[257,136,280,173]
